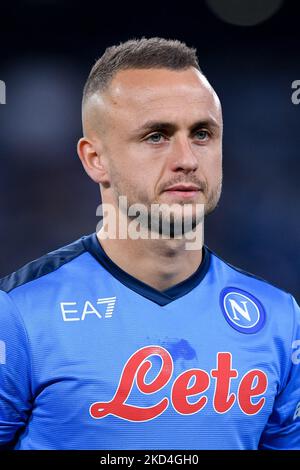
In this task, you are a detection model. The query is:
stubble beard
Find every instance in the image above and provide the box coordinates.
[110,177,222,239]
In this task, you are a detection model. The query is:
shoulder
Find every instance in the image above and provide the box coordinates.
[0,235,90,295]
[207,247,298,313]
[206,248,300,358]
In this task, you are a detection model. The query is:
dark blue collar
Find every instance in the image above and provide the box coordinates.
[82,233,211,306]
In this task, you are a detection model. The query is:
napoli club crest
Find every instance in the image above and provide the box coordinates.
[220,287,266,334]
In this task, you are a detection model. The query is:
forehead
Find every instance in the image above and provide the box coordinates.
[103,67,221,124]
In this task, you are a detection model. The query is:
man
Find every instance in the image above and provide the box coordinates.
[0,37,299,450]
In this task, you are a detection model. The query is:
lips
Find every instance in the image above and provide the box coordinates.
[163,184,201,199]
[164,184,200,192]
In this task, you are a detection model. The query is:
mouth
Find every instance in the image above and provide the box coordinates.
[163,185,201,199]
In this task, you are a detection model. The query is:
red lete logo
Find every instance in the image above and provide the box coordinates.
[89,345,268,422]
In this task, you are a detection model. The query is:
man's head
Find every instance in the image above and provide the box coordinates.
[78,37,223,234]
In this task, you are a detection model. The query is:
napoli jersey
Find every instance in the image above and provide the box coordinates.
[0,233,300,450]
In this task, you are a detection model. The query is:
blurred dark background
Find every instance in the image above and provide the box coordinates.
[0,0,299,300]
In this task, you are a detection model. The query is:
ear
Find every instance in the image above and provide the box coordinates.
[77,137,110,185]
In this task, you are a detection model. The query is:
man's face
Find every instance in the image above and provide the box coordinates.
[87,67,223,232]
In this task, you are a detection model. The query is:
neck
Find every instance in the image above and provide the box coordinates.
[97,224,203,292]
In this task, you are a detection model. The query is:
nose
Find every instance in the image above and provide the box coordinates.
[169,136,199,173]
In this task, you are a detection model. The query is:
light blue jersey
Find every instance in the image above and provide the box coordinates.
[0,233,299,450]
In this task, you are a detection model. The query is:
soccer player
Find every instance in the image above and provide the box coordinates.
[0,37,300,450]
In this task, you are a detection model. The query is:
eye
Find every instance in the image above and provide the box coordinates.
[195,129,209,141]
[145,132,166,144]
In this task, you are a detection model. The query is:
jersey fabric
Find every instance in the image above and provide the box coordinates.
[0,233,299,450]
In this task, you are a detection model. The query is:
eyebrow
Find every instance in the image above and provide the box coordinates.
[133,118,220,136]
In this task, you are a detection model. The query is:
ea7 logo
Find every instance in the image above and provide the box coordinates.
[60,297,116,322]
[0,340,6,364]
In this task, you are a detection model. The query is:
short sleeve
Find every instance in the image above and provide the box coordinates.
[259,296,300,449]
[0,290,33,449]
